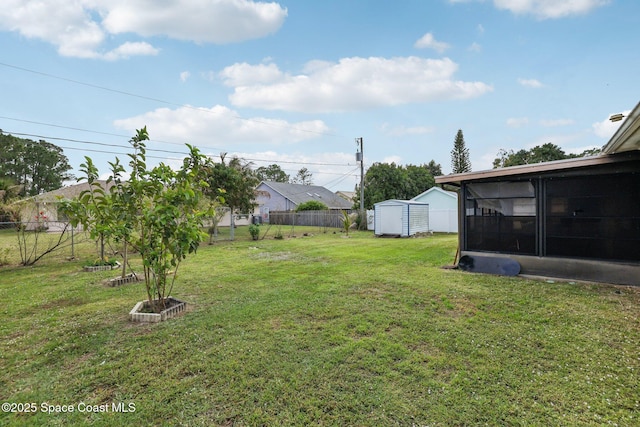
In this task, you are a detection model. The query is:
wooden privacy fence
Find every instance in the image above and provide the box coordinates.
[268,210,354,228]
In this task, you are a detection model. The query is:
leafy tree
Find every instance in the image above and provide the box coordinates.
[62,127,213,312]
[359,162,407,209]
[405,165,436,199]
[204,153,258,215]
[0,177,21,204]
[425,160,443,178]
[451,129,471,174]
[255,164,289,182]
[296,200,328,211]
[0,132,74,196]
[354,162,437,209]
[492,143,600,168]
[292,167,313,185]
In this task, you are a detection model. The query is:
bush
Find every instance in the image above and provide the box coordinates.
[296,200,328,211]
[249,224,260,240]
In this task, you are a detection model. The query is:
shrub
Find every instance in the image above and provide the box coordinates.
[296,200,328,211]
[249,224,260,240]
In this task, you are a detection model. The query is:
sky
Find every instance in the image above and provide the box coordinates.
[0,0,638,192]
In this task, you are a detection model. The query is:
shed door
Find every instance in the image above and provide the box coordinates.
[381,205,403,235]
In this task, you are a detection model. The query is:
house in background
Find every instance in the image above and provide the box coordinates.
[15,181,112,232]
[411,187,458,233]
[255,181,353,213]
[435,100,640,286]
[336,190,356,204]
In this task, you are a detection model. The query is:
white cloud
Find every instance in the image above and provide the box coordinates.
[223,56,493,113]
[507,117,529,127]
[101,0,287,43]
[103,41,159,61]
[468,42,482,52]
[539,118,574,127]
[180,71,191,82]
[592,110,629,139]
[477,24,485,34]
[382,155,403,164]
[112,104,329,147]
[379,123,435,137]
[219,62,284,86]
[414,33,451,53]
[493,0,610,19]
[518,78,544,88]
[0,0,287,59]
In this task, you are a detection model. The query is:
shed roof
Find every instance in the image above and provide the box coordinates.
[411,186,457,201]
[258,181,352,209]
[374,199,429,206]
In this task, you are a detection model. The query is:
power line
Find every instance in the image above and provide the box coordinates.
[2,128,355,167]
[0,61,338,137]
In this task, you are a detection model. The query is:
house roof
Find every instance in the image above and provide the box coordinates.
[29,180,112,203]
[411,186,457,201]
[258,181,353,209]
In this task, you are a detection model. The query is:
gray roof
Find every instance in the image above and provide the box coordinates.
[259,181,353,209]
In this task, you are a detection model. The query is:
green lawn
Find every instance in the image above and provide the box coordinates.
[0,227,638,426]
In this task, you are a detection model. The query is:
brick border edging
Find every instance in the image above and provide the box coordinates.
[107,273,141,287]
[83,262,120,272]
[129,297,186,323]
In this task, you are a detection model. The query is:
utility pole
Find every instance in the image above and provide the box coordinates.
[355,137,364,223]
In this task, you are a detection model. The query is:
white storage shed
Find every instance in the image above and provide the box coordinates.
[374,200,429,237]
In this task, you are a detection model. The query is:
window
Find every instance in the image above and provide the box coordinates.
[465,181,537,254]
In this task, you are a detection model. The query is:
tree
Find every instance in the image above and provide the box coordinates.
[450,129,471,174]
[354,162,437,210]
[255,164,289,183]
[62,127,213,312]
[0,132,74,196]
[492,143,599,168]
[405,164,435,199]
[425,160,443,178]
[203,153,258,240]
[205,154,258,215]
[291,167,313,185]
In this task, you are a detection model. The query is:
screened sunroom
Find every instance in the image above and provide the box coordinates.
[436,101,640,285]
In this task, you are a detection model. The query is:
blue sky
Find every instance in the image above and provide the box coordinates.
[0,0,638,191]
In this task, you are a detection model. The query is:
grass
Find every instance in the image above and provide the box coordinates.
[0,226,638,426]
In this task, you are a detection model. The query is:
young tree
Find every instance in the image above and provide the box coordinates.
[63,128,212,312]
[450,129,471,174]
